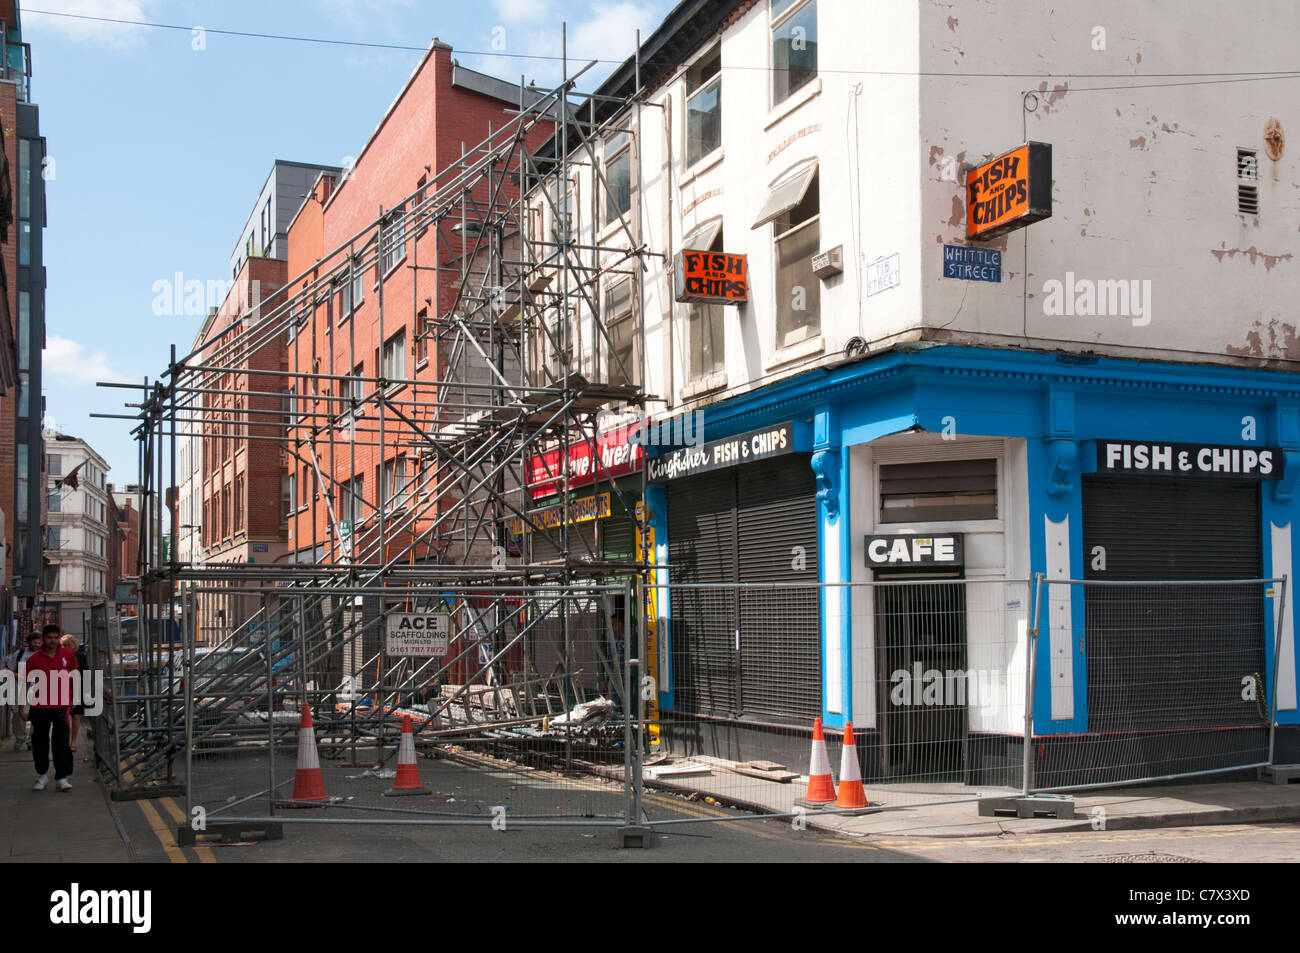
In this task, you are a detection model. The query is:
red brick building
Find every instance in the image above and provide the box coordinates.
[197,256,289,633]
[285,42,551,566]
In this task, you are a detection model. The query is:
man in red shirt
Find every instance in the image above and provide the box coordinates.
[25,623,78,792]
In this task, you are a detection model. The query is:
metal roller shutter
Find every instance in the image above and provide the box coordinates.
[1082,477,1264,737]
[736,458,820,722]
[667,457,819,723]
[668,470,737,717]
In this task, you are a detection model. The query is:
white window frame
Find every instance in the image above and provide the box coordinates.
[601,275,640,388]
[685,45,723,170]
[602,129,634,230]
[683,220,727,387]
[768,164,821,349]
[382,204,408,276]
[770,0,818,108]
[381,329,407,384]
[384,456,410,510]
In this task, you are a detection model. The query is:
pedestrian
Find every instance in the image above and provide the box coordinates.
[60,635,90,754]
[6,631,40,751]
[26,623,78,792]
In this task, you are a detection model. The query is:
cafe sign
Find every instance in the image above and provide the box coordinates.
[966,142,1052,241]
[865,533,965,568]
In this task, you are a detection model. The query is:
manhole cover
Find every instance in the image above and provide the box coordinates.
[1093,852,1205,863]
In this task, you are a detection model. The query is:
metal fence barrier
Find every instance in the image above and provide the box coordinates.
[1029,576,1287,792]
[89,574,1292,841]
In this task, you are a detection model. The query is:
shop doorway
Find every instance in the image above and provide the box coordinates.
[874,574,967,780]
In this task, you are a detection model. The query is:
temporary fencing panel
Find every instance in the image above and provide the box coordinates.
[1031,577,1284,791]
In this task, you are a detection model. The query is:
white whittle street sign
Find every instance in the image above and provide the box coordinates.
[384,612,450,657]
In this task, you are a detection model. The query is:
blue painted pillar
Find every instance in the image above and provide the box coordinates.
[811,404,850,727]
[1033,386,1086,735]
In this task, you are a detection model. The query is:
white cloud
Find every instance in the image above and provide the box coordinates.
[23,0,155,48]
[44,335,128,388]
[492,0,552,23]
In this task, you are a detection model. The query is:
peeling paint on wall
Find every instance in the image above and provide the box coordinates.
[947,194,964,227]
[1226,320,1300,360]
[1209,246,1294,271]
[1036,81,1069,113]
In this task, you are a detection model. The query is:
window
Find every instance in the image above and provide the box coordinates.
[603,131,633,225]
[383,457,409,510]
[283,387,296,439]
[879,458,998,523]
[340,474,365,528]
[17,371,27,418]
[602,277,640,387]
[17,446,28,521]
[234,476,244,534]
[550,177,577,242]
[261,197,272,253]
[772,0,817,105]
[346,363,365,415]
[414,175,429,238]
[47,488,61,513]
[759,166,820,347]
[415,309,429,366]
[381,329,406,382]
[47,526,61,550]
[282,473,296,522]
[686,46,722,167]
[1238,148,1259,215]
[684,222,726,382]
[340,262,365,318]
[382,204,407,274]
[17,291,29,370]
[47,453,62,477]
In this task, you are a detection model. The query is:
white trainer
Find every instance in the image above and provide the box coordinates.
[55,778,72,792]
[33,774,48,791]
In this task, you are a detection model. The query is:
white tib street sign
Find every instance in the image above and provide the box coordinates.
[385,612,450,656]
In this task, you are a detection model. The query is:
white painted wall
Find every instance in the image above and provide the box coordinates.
[847,434,1029,733]
[529,0,1300,429]
[920,0,1300,365]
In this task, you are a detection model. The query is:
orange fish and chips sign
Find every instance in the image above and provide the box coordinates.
[673,250,749,304]
[966,141,1052,240]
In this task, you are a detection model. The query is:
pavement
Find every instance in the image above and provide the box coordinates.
[3,724,1299,861]
[638,754,1300,839]
[0,724,134,863]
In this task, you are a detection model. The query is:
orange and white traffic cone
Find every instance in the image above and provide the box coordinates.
[801,718,837,805]
[384,716,430,796]
[291,703,329,803]
[835,721,869,810]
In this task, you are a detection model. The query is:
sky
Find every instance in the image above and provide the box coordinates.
[27,0,676,484]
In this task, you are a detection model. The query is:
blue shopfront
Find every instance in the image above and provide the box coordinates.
[647,345,1300,778]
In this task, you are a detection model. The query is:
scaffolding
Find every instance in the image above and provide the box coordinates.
[94,39,662,810]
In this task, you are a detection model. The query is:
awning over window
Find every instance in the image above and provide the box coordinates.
[751,162,818,229]
[683,218,722,251]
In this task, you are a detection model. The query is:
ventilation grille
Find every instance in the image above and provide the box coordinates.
[1237,148,1259,215]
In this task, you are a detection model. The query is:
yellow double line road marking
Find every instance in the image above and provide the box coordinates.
[120,769,215,863]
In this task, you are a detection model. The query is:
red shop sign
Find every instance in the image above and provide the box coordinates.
[528,425,643,498]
